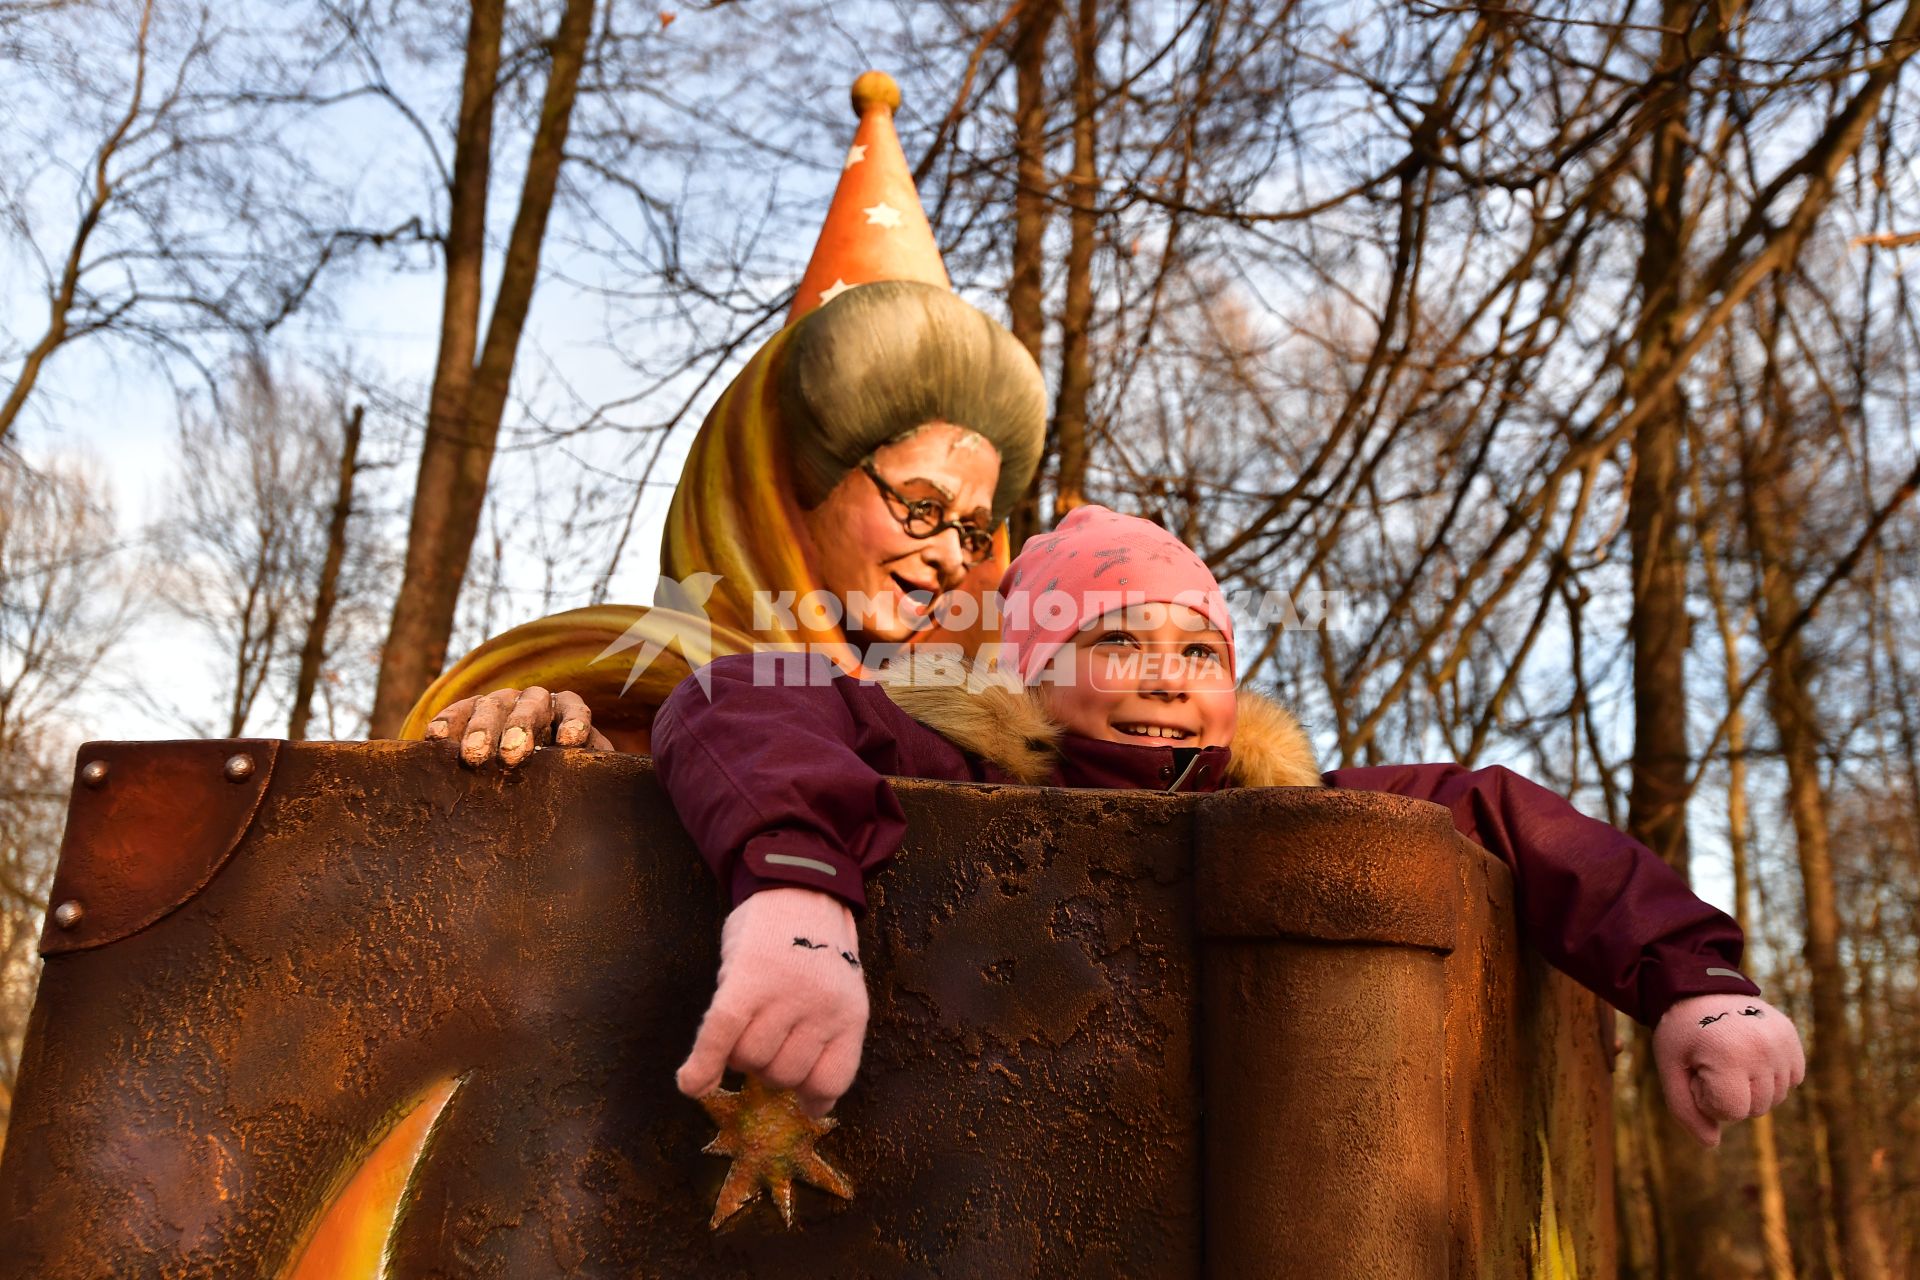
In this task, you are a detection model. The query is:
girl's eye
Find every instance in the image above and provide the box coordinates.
[1185,643,1223,665]
[1095,630,1138,647]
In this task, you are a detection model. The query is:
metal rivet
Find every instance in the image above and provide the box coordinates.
[53,900,83,930]
[81,760,109,787]
[223,753,255,783]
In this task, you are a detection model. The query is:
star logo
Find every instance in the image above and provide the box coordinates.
[819,277,854,304]
[590,571,725,697]
[843,143,867,169]
[862,201,903,229]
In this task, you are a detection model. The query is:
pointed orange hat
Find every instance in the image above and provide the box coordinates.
[788,71,952,325]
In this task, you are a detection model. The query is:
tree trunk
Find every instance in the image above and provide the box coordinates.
[1627,0,1698,875]
[369,0,596,736]
[1051,0,1096,517]
[1616,1044,1665,1279]
[290,405,363,741]
[1002,0,1061,552]
[1695,440,1797,1280]
[1718,606,1798,1280]
[1741,422,1892,1280]
[1625,7,1726,1273]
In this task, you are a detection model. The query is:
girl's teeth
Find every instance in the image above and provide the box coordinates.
[1120,724,1189,739]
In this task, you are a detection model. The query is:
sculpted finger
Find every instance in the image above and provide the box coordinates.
[677,1004,749,1099]
[795,1035,864,1120]
[500,687,553,766]
[427,696,478,743]
[459,694,509,767]
[760,1027,828,1091]
[586,727,616,752]
[553,690,593,747]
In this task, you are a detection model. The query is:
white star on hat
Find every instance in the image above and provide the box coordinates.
[819,278,854,304]
[863,201,903,229]
[843,143,867,169]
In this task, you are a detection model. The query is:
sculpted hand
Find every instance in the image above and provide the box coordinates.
[1653,994,1806,1147]
[677,886,869,1119]
[424,686,611,766]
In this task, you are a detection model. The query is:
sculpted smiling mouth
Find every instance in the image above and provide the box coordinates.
[889,572,939,609]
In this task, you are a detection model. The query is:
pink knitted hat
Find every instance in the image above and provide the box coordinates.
[996,505,1235,683]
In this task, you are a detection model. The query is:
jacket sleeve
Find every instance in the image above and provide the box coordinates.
[650,651,913,912]
[1325,762,1763,1025]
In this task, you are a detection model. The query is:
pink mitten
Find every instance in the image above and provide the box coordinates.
[1653,994,1806,1147]
[676,886,869,1118]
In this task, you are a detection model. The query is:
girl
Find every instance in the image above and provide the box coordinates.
[651,505,1806,1150]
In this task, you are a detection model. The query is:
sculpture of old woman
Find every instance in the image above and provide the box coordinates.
[404,73,1044,753]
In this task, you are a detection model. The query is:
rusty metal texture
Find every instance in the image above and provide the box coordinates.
[1196,787,1460,951]
[0,740,1615,1277]
[1195,789,1457,1278]
[1442,821,1619,1277]
[38,739,278,955]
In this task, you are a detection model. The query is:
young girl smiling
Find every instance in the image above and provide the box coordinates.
[651,504,1805,1149]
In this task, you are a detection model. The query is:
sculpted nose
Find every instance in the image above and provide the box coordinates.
[916,531,968,589]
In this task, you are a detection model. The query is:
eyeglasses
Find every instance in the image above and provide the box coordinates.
[860,459,996,564]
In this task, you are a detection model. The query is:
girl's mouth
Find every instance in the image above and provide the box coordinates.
[1113,723,1195,741]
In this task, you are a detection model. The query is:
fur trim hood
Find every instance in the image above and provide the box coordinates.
[873,651,1323,789]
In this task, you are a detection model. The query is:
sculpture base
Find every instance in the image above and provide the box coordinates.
[0,741,1613,1277]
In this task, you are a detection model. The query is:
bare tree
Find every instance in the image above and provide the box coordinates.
[1692,415,1797,1280]
[1051,0,1097,517]
[288,403,364,741]
[0,0,156,446]
[367,0,598,736]
[0,0,418,449]
[153,363,364,738]
[0,453,136,1138]
[1625,7,1745,1270]
[1734,295,1894,1279]
[1002,0,1062,549]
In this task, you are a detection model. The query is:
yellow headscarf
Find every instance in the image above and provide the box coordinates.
[400,72,1046,744]
[400,298,1027,742]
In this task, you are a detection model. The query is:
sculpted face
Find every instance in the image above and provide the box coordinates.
[801,422,1001,644]
[1036,602,1238,749]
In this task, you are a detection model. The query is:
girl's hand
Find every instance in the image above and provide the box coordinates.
[1653,994,1806,1147]
[424,687,611,766]
[677,886,869,1119]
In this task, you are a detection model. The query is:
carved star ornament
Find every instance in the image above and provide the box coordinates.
[697,1076,854,1229]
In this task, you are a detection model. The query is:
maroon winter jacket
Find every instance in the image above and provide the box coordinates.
[651,650,1762,1025]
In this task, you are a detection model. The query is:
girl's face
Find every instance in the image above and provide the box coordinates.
[1036,603,1237,748]
[801,422,1000,644]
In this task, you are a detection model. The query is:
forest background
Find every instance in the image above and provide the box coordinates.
[2,2,1917,1276]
